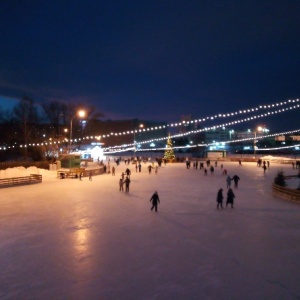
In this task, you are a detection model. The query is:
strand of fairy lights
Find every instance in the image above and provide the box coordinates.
[101,129,300,154]
[0,99,299,150]
[83,98,300,141]
[102,106,300,151]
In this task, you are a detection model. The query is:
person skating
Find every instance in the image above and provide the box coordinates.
[125,168,131,179]
[226,188,235,208]
[150,191,160,212]
[216,188,224,209]
[232,175,240,188]
[226,175,232,188]
[119,178,124,191]
[124,176,130,192]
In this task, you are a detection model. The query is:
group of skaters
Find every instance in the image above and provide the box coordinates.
[184,158,242,209]
[119,168,132,192]
[117,165,161,211]
[217,173,240,209]
[257,159,270,174]
[216,188,235,209]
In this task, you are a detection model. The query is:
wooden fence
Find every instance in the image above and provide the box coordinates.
[0,174,42,188]
[272,183,300,203]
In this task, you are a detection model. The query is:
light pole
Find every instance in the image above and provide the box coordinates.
[69,110,86,169]
[254,126,263,158]
[134,124,144,157]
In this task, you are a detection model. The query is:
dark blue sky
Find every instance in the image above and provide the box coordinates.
[0,0,299,131]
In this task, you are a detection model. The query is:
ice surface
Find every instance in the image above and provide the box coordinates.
[0,160,300,299]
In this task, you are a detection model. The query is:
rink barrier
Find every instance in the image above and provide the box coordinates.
[272,184,300,203]
[0,174,42,188]
[57,166,104,179]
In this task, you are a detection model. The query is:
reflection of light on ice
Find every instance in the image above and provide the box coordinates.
[74,219,90,259]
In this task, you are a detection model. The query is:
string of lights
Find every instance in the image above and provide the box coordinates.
[101,129,300,154]
[102,106,300,151]
[84,98,300,141]
[0,99,299,150]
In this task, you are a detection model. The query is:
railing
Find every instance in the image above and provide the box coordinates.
[57,167,104,179]
[272,183,300,203]
[0,174,42,188]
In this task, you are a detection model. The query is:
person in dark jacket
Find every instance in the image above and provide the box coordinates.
[125,168,131,179]
[226,188,235,208]
[150,191,160,212]
[124,176,130,192]
[232,175,240,188]
[216,188,224,209]
[119,178,124,191]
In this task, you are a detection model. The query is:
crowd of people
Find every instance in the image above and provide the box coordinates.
[75,155,299,213]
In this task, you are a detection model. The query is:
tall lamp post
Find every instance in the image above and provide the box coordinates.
[254,126,263,158]
[69,109,86,169]
[134,124,144,157]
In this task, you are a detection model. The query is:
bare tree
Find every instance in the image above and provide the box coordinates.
[42,100,68,138]
[13,96,39,160]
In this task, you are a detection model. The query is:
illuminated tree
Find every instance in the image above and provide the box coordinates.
[164,134,175,161]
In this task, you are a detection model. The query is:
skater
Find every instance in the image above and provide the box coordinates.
[263,164,267,174]
[112,166,115,176]
[239,160,242,166]
[148,164,152,174]
[210,166,214,175]
[216,188,224,209]
[89,171,92,181]
[226,188,235,208]
[204,168,207,175]
[119,178,124,191]
[125,168,131,179]
[79,172,83,181]
[150,191,160,212]
[155,165,158,174]
[232,175,240,189]
[226,175,232,188]
[138,163,142,172]
[124,176,130,192]
[267,161,270,168]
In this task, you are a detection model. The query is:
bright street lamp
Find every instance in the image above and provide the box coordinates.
[254,126,264,158]
[134,124,144,156]
[69,109,86,169]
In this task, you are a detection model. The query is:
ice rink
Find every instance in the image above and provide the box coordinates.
[1,160,300,299]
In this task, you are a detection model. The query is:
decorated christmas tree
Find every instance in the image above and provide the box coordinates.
[164,134,175,161]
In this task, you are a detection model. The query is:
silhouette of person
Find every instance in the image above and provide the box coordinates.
[226,188,235,208]
[119,178,124,191]
[150,191,160,212]
[232,175,240,188]
[124,176,130,192]
[216,188,223,209]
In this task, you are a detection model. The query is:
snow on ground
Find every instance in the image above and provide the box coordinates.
[0,161,300,299]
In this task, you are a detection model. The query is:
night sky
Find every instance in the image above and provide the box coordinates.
[0,0,299,131]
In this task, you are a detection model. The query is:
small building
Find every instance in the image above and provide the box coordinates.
[59,154,81,168]
[206,150,227,158]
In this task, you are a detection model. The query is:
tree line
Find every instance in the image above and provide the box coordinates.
[0,96,103,161]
